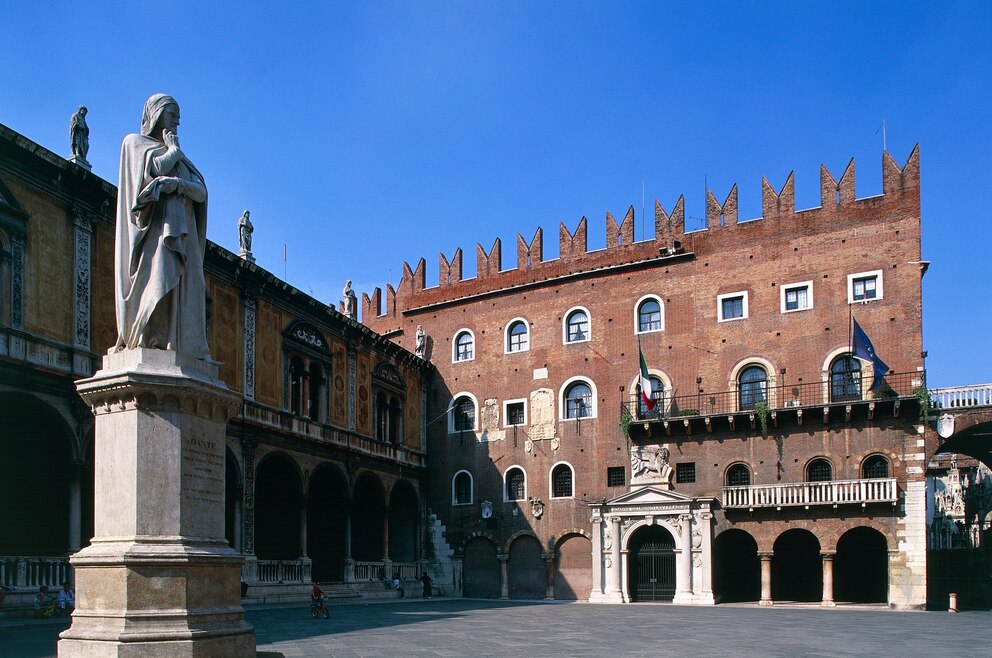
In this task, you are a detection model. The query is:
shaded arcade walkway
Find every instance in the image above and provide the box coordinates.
[3,598,989,657]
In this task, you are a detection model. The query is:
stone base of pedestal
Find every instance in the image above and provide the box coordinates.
[58,540,253,658]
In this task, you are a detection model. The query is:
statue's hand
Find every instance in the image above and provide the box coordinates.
[158,176,181,194]
[163,129,181,150]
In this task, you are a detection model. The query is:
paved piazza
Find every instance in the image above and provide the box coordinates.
[0,599,983,657]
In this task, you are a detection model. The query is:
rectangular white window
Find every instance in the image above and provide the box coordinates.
[780,281,813,313]
[504,400,527,427]
[847,270,884,303]
[717,291,748,322]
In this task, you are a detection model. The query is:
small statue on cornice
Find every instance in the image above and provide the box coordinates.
[237,210,254,262]
[69,105,91,170]
[415,324,427,360]
[341,280,357,319]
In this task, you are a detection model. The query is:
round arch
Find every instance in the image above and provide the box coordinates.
[507,533,544,599]
[447,391,479,433]
[254,451,304,560]
[835,526,888,604]
[351,471,387,561]
[626,522,678,602]
[558,375,598,420]
[462,535,500,598]
[772,528,822,602]
[633,294,665,334]
[627,368,673,416]
[504,317,530,354]
[548,461,575,499]
[553,532,592,601]
[562,305,592,344]
[307,462,350,581]
[728,356,779,409]
[388,479,420,562]
[451,328,476,363]
[0,394,79,555]
[713,528,760,602]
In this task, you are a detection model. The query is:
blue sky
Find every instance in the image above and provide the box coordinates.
[2,1,989,387]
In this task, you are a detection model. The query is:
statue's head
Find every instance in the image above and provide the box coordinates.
[141,93,179,137]
[78,105,87,116]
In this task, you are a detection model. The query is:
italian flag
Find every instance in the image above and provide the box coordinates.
[638,347,656,411]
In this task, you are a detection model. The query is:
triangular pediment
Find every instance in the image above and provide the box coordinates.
[605,485,695,506]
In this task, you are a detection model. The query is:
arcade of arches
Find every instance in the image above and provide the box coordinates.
[460,533,593,601]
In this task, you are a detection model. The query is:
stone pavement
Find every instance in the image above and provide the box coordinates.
[0,598,986,657]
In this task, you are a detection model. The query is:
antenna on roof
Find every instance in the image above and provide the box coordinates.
[875,120,887,152]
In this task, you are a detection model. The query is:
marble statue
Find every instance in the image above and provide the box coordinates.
[237,210,254,261]
[415,324,426,359]
[112,94,209,358]
[69,106,90,166]
[342,280,357,319]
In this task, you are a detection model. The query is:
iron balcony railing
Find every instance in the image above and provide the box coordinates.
[722,477,898,510]
[627,371,923,422]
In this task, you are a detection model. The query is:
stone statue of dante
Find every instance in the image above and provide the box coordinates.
[342,280,357,319]
[237,209,253,258]
[113,94,209,358]
[70,106,89,161]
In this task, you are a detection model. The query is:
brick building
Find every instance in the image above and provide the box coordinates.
[361,148,930,607]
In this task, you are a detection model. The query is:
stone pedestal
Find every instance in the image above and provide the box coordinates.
[69,155,92,171]
[59,349,255,657]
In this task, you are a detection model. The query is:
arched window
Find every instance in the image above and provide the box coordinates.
[452,471,473,505]
[564,381,592,419]
[807,458,833,482]
[375,391,389,441]
[454,330,474,362]
[638,375,665,417]
[862,455,890,479]
[636,297,662,333]
[564,308,590,343]
[505,467,526,501]
[388,395,403,444]
[550,463,574,498]
[726,463,751,486]
[830,355,862,402]
[450,395,476,432]
[289,355,306,416]
[506,319,529,353]
[738,366,768,410]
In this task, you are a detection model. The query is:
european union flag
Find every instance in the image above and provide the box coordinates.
[852,318,890,391]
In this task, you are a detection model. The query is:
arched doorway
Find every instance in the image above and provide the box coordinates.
[0,395,75,555]
[835,527,888,603]
[307,464,348,582]
[388,480,419,562]
[508,535,544,599]
[628,524,677,602]
[351,473,386,561]
[553,534,592,600]
[254,453,302,560]
[462,537,500,598]
[713,529,760,603]
[772,529,822,602]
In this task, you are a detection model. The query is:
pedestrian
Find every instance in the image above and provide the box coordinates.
[420,572,432,598]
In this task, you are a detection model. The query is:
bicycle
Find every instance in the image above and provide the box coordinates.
[310,596,329,619]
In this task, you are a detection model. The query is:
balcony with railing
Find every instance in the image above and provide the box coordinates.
[929,383,992,410]
[722,477,898,510]
[240,401,426,469]
[625,371,923,431]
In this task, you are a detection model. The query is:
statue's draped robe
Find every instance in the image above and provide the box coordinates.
[114,133,209,357]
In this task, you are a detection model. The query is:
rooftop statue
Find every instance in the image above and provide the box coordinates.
[342,280,357,319]
[112,94,209,358]
[238,209,255,262]
[69,105,90,166]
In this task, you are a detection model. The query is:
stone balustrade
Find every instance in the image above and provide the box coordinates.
[0,555,72,590]
[353,561,423,582]
[722,477,898,510]
[930,383,992,410]
[245,558,312,585]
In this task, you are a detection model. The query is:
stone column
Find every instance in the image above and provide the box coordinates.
[674,514,693,603]
[543,553,555,600]
[759,552,774,606]
[343,506,354,583]
[59,349,254,657]
[240,437,256,557]
[821,552,836,607]
[498,553,509,600]
[232,490,242,552]
[589,514,603,601]
[68,461,82,552]
[382,509,390,561]
[608,517,622,598]
[697,512,715,605]
[299,496,308,558]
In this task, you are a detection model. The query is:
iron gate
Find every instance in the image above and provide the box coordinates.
[634,541,676,601]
